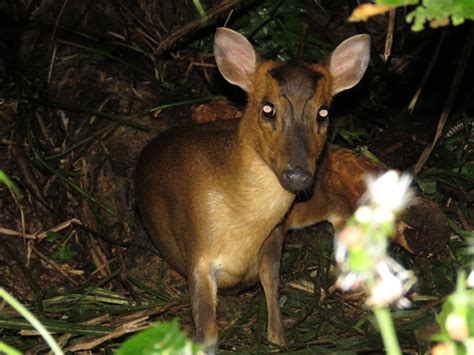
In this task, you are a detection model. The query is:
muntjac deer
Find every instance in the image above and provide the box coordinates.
[285,147,449,256]
[135,28,370,348]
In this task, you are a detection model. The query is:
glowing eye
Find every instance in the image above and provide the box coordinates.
[317,108,329,120]
[262,103,276,118]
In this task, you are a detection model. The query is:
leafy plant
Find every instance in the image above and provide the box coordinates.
[349,0,474,31]
[432,271,474,354]
[0,170,22,198]
[335,171,416,355]
[235,0,330,62]
[0,288,63,355]
[50,245,78,262]
[116,319,202,354]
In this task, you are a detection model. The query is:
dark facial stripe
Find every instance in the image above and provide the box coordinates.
[269,62,322,98]
[282,94,294,121]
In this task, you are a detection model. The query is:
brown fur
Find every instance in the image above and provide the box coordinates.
[135,62,331,346]
[285,147,385,231]
[135,28,370,348]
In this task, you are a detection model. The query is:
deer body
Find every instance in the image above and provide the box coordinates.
[138,126,293,284]
[285,147,450,256]
[135,28,370,348]
[285,147,385,232]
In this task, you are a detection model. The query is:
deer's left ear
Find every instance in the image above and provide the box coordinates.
[214,27,258,93]
[328,34,370,96]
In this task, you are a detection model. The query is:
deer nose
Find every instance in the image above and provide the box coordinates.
[281,166,313,193]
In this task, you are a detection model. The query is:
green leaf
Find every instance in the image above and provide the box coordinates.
[375,0,474,31]
[192,0,206,18]
[415,177,437,194]
[116,319,202,355]
[447,219,474,241]
[349,247,373,272]
[50,245,77,262]
[405,0,474,31]
[335,128,367,146]
[458,162,474,179]
[0,341,22,355]
[0,170,22,199]
[45,231,63,242]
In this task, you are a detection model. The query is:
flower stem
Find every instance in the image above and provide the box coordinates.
[373,307,401,355]
[0,288,63,355]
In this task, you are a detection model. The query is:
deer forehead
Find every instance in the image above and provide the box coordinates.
[255,62,332,107]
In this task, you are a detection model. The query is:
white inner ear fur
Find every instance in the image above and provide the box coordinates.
[214,27,257,93]
[329,34,370,96]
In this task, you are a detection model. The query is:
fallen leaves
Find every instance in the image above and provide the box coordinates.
[191,101,242,123]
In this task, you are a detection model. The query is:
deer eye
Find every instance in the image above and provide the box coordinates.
[262,102,276,119]
[317,107,329,122]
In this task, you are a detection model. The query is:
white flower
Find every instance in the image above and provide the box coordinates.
[373,206,395,223]
[366,257,415,308]
[365,170,414,213]
[355,205,373,223]
[467,269,474,288]
[337,271,366,291]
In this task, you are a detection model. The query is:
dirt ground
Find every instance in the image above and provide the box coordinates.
[0,1,472,353]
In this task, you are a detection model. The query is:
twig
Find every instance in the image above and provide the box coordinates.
[47,43,58,85]
[63,303,179,352]
[384,9,396,62]
[89,238,112,277]
[454,208,473,232]
[408,30,447,112]
[413,25,474,175]
[9,141,48,206]
[112,0,164,42]
[154,0,249,55]
[0,239,42,299]
[30,245,80,286]
[50,0,70,42]
[0,218,82,240]
[64,317,147,352]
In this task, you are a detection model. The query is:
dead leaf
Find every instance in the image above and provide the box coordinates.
[349,4,392,22]
[191,101,242,123]
[430,18,450,28]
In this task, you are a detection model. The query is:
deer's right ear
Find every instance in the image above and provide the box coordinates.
[328,34,370,96]
[214,27,257,93]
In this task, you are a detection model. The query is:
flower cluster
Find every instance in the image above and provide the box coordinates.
[335,170,416,308]
[432,271,474,354]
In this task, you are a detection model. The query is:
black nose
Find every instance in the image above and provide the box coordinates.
[281,166,313,193]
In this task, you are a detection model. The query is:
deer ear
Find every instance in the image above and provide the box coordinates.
[328,34,370,96]
[214,27,257,93]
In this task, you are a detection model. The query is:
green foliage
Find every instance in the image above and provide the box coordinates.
[448,220,474,241]
[235,0,330,62]
[192,0,206,18]
[50,245,77,262]
[0,288,63,354]
[0,170,22,198]
[331,128,368,146]
[377,0,474,31]
[0,341,21,355]
[116,319,202,355]
[45,231,63,242]
[415,177,437,194]
[406,0,474,30]
[190,0,331,65]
